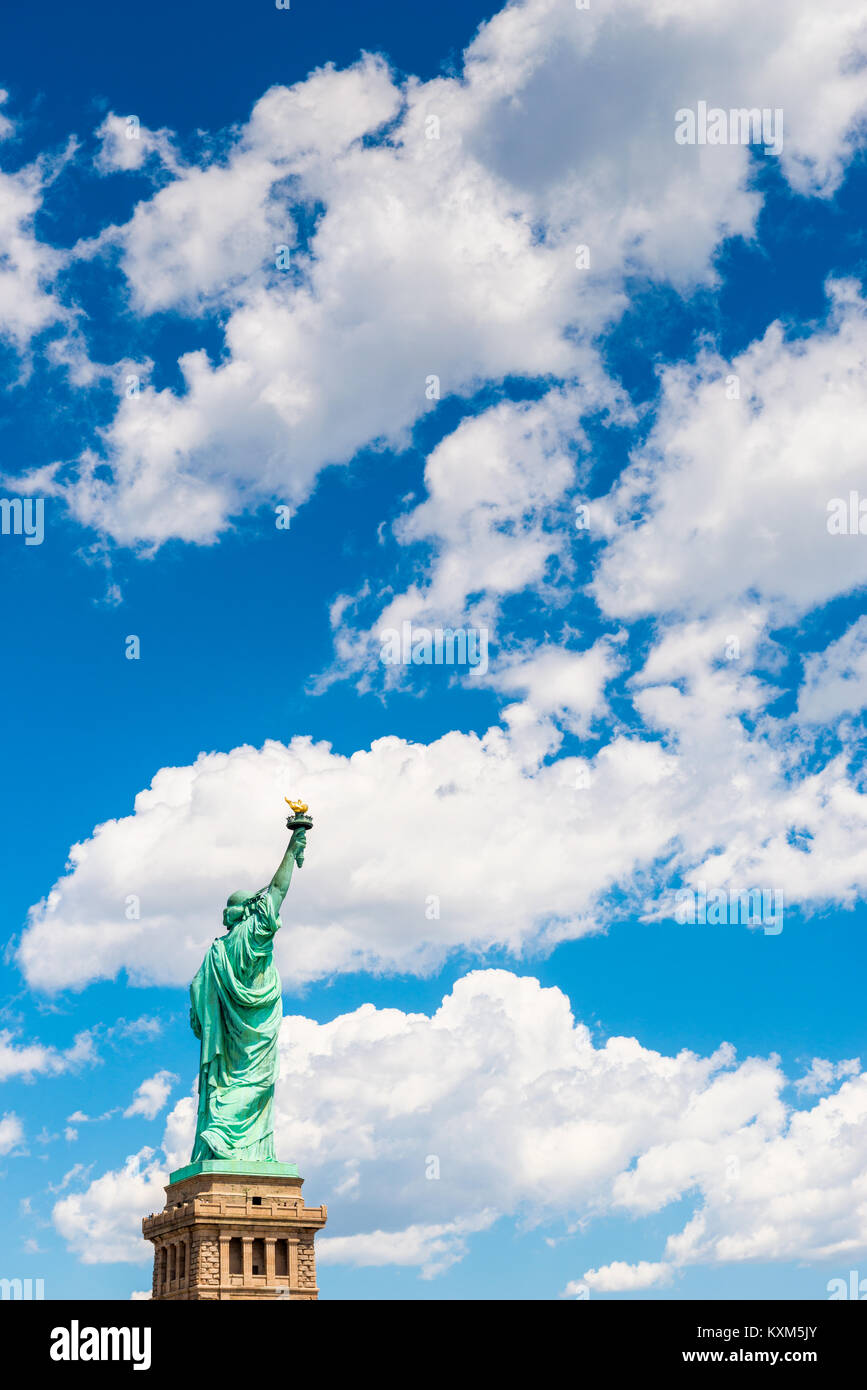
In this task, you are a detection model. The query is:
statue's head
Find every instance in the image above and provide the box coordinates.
[223,889,248,930]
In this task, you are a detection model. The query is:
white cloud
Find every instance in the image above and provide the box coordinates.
[329,389,625,688]
[49,1163,93,1194]
[53,970,867,1282]
[594,281,867,623]
[20,611,867,994]
[0,90,15,143]
[483,639,622,736]
[580,1260,672,1292]
[794,1057,860,1096]
[111,57,402,317]
[655,1075,867,1267]
[124,1071,179,1121]
[798,617,867,723]
[318,1213,497,1280]
[65,1107,118,1126]
[0,153,67,351]
[15,722,681,992]
[29,0,864,547]
[0,1028,98,1082]
[0,1112,24,1155]
[53,1150,166,1264]
[112,1015,164,1043]
[93,112,179,175]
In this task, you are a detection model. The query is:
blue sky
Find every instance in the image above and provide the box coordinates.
[2,0,867,1301]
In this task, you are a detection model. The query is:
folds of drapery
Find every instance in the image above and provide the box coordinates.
[190,891,283,1161]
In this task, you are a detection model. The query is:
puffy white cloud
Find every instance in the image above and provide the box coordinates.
[21,602,867,994]
[52,971,867,1283]
[329,388,624,687]
[113,57,402,317]
[0,1112,25,1155]
[580,1260,672,1293]
[0,1028,98,1082]
[594,281,867,623]
[655,1074,867,1267]
[627,611,867,916]
[123,1071,179,1121]
[798,617,867,723]
[53,1150,166,1264]
[317,1213,497,1280]
[794,1057,860,1096]
[39,0,866,547]
[15,720,683,992]
[483,639,622,736]
[93,112,178,176]
[0,152,67,351]
[461,0,867,230]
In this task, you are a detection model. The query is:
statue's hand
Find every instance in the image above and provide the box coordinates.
[290,827,307,867]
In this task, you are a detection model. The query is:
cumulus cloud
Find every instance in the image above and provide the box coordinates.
[798,617,867,723]
[93,111,179,175]
[482,639,623,736]
[51,971,867,1282]
[794,1057,860,1096]
[579,1260,672,1293]
[123,1071,179,1121]
[328,388,626,689]
[11,0,858,547]
[20,595,867,998]
[22,528,867,1001]
[0,1028,98,1082]
[18,725,669,990]
[0,151,67,350]
[5,692,721,992]
[594,281,867,623]
[53,1150,167,1264]
[317,1213,498,1280]
[0,1112,25,1156]
[10,4,867,1295]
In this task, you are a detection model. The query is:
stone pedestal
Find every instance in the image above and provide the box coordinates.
[142,1161,327,1301]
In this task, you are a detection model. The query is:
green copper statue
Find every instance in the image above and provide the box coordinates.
[188,802,311,1164]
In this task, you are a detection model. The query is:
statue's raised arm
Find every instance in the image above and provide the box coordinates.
[267,827,306,913]
[268,798,312,911]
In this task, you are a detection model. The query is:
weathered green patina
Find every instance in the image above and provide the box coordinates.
[188,818,308,1164]
[169,1159,300,1182]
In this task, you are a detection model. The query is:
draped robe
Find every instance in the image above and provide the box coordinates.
[189,890,282,1162]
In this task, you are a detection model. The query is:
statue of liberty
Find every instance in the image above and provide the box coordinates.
[188,803,310,1164]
